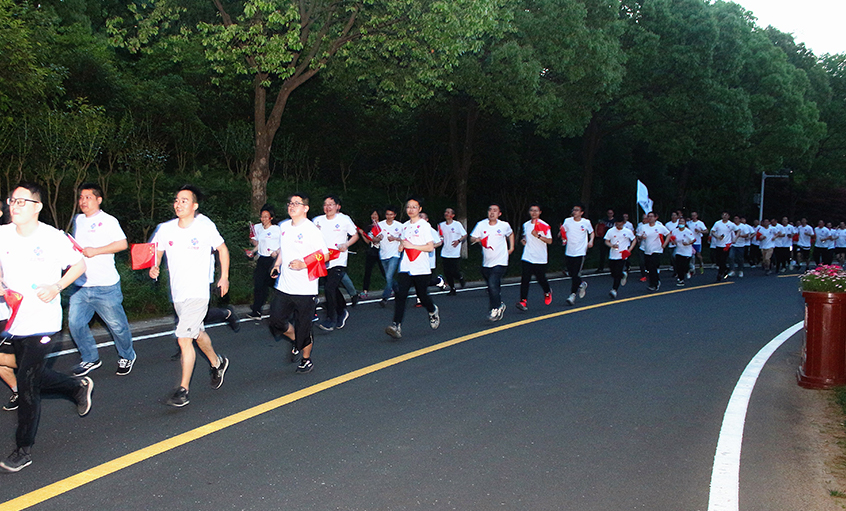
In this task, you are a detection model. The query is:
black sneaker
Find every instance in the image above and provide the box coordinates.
[166,386,190,407]
[210,355,229,389]
[448,289,457,296]
[225,306,241,332]
[351,294,360,307]
[459,276,466,288]
[0,447,32,472]
[296,359,314,374]
[74,377,94,417]
[336,310,350,329]
[246,310,263,320]
[290,344,300,363]
[116,357,135,376]
[429,305,440,329]
[3,392,18,411]
[379,298,388,308]
[72,360,102,377]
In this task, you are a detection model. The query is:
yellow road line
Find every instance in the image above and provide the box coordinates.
[0,281,732,510]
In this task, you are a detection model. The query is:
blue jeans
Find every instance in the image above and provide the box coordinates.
[381,256,400,299]
[481,265,507,310]
[68,282,135,363]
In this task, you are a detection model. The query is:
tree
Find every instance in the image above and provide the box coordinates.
[108,0,510,214]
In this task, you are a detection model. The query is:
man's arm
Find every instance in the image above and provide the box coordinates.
[149,250,165,279]
[82,239,128,259]
[37,259,87,303]
[216,242,230,296]
[507,231,515,255]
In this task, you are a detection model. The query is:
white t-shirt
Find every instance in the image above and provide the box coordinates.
[72,210,126,287]
[521,219,552,264]
[670,227,696,257]
[151,217,225,303]
[797,225,814,248]
[313,213,357,268]
[815,227,831,248]
[0,223,83,336]
[774,224,793,248]
[428,225,440,269]
[636,223,670,255]
[438,220,467,259]
[665,220,678,247]
[836,229,846,249]
[562,217,594,257]
[252,223,282,257]
[623,221,634,232]
[471,219,513,267]
[603,227,635,260]
[710,221,737,248]
[732,223,754,248]
[399,219,435,276]
[275,218,328,296]
[758,226,776,250]
[688,220,707,244]
[377,220,403,260]
[750,225,761,246]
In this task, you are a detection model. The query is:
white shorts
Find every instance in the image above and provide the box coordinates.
[174,298,208,339]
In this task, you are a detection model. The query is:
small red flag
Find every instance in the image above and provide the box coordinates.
[438,225,444,237]
[67,232,83,253]
[249,223,257,240]
[619,249,631,260]
[756,231,763,241]
[371,223,382,237]
[792,234,799,242]
[669,235,676,243]
[405,248,422,261]
[130,243,157,270]
[559,224,567,240]
[3,289,23,332]
[533,219,550,236]
[303,250,329,281]
[328,248,342,261]
[723,242,732,252]
[479,236,494,250]
[658,234,665,245]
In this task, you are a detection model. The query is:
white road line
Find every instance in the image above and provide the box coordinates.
[707,320,804,511]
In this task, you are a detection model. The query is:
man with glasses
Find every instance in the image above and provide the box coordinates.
[562,204,594,304]
[150,185,230,407]
[268,194,328,373]
[67,183,136,377]
[313,195,359,331]
[0,182,92,472]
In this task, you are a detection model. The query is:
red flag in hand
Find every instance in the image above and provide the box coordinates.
[793,234,799,242]
[405,248,422,261]
[371,223,382,237]
[619,249,631,260]
[669,235,676,243]
[67,232,83,253]
[723,242,731,252]
[2,289,23,332]
[249,223,257,240]
[479,236,494,250]
[328,248,342,261]
[130,243,157,270]
[756,231,763,241]
[559,224,567,240]
[438,225,444,237]
[303,250,329,281]
[359,226,373,243]
[533,219,551,237]
[658,234,665,245]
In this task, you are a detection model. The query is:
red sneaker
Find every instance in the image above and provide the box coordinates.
[639,276,648,282]
[544,292,552,305]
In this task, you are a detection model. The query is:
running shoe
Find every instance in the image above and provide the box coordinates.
[0,448,32,472]
[166,386,190,407]
[317,319,335,331]
[544,292,553,305]
[351,294,360,307]
[385,323,402,339]
[379,299,389,308]
[3,392,18,411]
[516,299,528,311]
[436,275,447,290]
[225,306,240,332]
[621,272,628,287]
[336,310,350,329]
[639,276,648,282]
[210,355,229,389]
[486,309,499,321]
[429,305,440,329]
[296,359,314,374]
[578,281,588,299]
[116,357,135,376]
[609,289,617,299]
[75,377,94,417]
[72,360,102,377]
[566,293,576,306]
[497,303,506,320]
[246,310,263,320]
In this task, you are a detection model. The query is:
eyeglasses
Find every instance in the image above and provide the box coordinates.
[287,201,305,207]
[7,197,40,207]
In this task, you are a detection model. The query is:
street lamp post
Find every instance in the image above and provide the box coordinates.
[759,171,791,222]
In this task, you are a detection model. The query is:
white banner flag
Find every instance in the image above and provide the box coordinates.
[637,180,653,214]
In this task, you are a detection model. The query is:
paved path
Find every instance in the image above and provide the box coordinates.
[0,269,812,510]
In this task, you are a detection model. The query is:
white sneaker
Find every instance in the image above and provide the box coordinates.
[738,271,744,278]
[621,272,628,287]
[566,293,576,306]
[487,309,499,321]
[497,302,506,320]
[578,281,588,299]
[727,271,736,277]
[609,289,617,299]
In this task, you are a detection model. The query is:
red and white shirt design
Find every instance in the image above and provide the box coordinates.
[471,219,513,267]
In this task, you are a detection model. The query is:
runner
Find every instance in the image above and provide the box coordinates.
[0,182,91,472]
[517,203,552,310]
[562,204,595,305]
[312,195,359,331]
[710,212,737,281]
[835,221,846,266]
[247,204,281,319]
[385,198,440,339]
[758,218,776,275]
[150,185,230,407]
[356,209,385,300]
[603,217,636,298]
[438,208,467,296]
[595,208,615,273]
[636,212,669,291]
[68,183,137,376]
[470,204,514,321]
[773,217,794,273]
[795,218,813,271]
[748,218,762,268]
[814,220,832,266]
[664,217,695,286]
[376,205,403,308]
[688,211,707,274]
[727,215,751,278]
[268,193,328,374]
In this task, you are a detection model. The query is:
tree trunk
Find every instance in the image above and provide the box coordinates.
[450,96,480,259]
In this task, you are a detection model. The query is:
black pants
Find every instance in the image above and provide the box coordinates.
[442,257,463,289]
[393,272,436,324]
[268,289,316,351]
[774,247,791,271]
[713,247,729,278]
[597,243,610,272]
[674,254,691,282]
[362,246,384,292]
[324,266,347,322]
[815,247,834,265]
[9,334,80,449]
[520,261,550,300]
[645,253,661,288]
[481,265,507,309]
[251,255,276,314]
[748,245,761,266]
[637,249,647,276]
[610,259,625,290]
[565,256,585,294]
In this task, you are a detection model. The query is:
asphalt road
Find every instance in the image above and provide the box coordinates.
[0,267,808,510]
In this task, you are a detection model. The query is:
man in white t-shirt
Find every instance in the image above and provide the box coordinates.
[710,212,737,281]
[748,219,762,267]
[470,204,514,321]
[663,216,696,286]
[562,204,595,305]
[385,198,441,339]
[688,211,707,274]
[814,220,832,266]
[268,193,328,374]
[439,208,467,296]
[517,203,553,310]
[604,217,636,298]
[150,185,230,408]
[795,218,814,270]
[376,205,403,307]
[247,204,281,319]
[312,195,359,332]
[835,221,846,265]
[67,183,136,377]
[758,218,776,274]
[727,215,751,278]
[0,182,91,473]
[773,217,794,273]
[636,212,669,291]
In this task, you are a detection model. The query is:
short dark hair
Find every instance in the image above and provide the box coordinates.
[529,202,542,210]
[385,205,398,214]
[488,203,503,212]
[260,203,276,219]
[406,196,423,208]
[572,203,585,212]
[289,192,309,206]
[178,184,203,203]
[13,181,45,203]
[324,194,341,206]
[78,182,103,199]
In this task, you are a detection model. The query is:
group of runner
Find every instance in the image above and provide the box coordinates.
[1,180,842,474]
